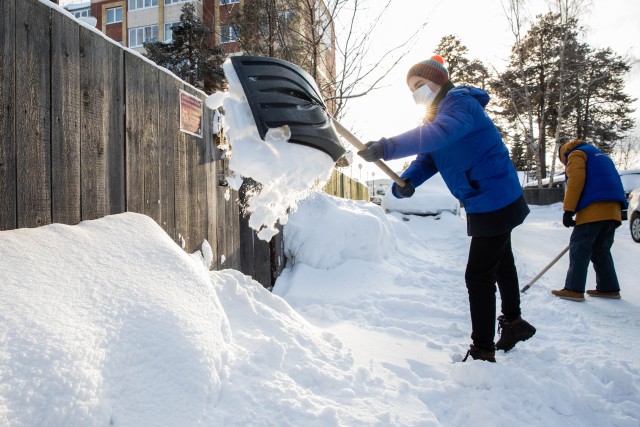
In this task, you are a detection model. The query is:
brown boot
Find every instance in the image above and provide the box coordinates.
[586,289,621,299]
[496,316,536,352]
[551,288,585,302]
[462,344,496,363]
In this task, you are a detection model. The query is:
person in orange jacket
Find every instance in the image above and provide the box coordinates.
[551,139,628,302]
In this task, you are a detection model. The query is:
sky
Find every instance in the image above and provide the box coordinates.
[3,20,640,423]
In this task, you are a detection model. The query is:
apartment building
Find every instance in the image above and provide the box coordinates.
[64,0,335,104]
[63,0,244,52]
[65,2,92,18]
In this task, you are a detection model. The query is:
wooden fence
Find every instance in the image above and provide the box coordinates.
[523,187,565,206]
[0,0,250,281]
[323,169,370,201]
[0,0,368,289]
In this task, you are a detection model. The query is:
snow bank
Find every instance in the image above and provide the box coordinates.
[0,213,426,426]
[0,214,231,426]
[283,192,396,269]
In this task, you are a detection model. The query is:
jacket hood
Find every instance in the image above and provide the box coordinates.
[558,139,586,165]
[448,86,490,108]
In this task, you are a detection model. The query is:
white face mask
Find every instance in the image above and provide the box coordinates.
[412,85,437,106]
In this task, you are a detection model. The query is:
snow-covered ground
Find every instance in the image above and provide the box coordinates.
[1,198,638,426]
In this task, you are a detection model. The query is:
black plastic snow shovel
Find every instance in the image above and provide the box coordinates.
[229,56,406,187]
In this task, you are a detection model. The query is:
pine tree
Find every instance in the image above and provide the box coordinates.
[491,11,636,174]
[435,35,489,89]
[144,3,227,93]
[573,47,636,154]
[509,133,528,171]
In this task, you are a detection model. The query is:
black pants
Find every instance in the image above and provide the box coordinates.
[465,232,521,351]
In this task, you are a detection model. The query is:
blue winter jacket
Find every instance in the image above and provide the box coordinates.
[381,86,523,214]
[564,143,628,212]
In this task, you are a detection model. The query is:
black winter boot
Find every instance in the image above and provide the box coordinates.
[462,344,496,363]
[496,315,536,352]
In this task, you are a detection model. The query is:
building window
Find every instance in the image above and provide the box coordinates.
[129,25,159,48]
[165,0,195,5]
[220,25,238,43]
[164,22,178,42]
[106,7,123,24]
[72,9,91,18]
[129,0,158,11]
[220,0,240,5]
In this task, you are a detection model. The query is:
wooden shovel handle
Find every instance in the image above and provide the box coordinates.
[520,244,570,293]
[331,119,406,187]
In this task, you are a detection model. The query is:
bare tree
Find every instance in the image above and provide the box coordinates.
[327,0,425,119]
[500,0,542,186]
[228,0,425,120]
[611,134,640,170]
[547,0,590,186]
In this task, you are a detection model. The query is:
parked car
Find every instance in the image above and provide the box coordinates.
[628,188,640,243]
[619,169,640,221]
[381,173,461,217]
[370,195,383,205]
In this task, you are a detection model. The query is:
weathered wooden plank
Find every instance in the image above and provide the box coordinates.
[183,86,207,254]
[213,163,224,270]
[253,232,272,288]
[203,108,218,268]
[80,27,125,220]
[227,172,241,271]
[157,72,179,241]
[51,10,81,225]
[0,0,17,230]
[215,159,231,270]
[239,181,256,278]
[174,84,190,251]
[125,51,161,222]
[15,0,51,228]
[142,64,160,222]
[105,41,125,215]
[124,52,145,214]
[238,179,271,287]
[270,225,286,288]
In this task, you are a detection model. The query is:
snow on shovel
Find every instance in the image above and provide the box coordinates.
[228,55,407,188]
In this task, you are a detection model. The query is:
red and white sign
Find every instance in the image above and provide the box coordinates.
[179,90,203,138]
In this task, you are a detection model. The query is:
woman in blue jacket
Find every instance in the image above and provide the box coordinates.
[359,55,535,362]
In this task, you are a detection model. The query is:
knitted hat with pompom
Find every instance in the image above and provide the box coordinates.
[406,55,449,86]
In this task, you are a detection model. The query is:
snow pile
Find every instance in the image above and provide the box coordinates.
[205,60,336,241]
[0,212,417,426]
[0,214,232,426]
[283,193,397,269]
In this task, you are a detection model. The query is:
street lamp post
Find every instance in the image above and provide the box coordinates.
[358,163,362,181]
[371,171,375,197]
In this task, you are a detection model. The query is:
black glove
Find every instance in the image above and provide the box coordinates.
[563,211,576,228]
[358,140,384,162]
[392,179,415,199]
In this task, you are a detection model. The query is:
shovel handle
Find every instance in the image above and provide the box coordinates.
[331,119,406,187]
[520,244,570,293]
